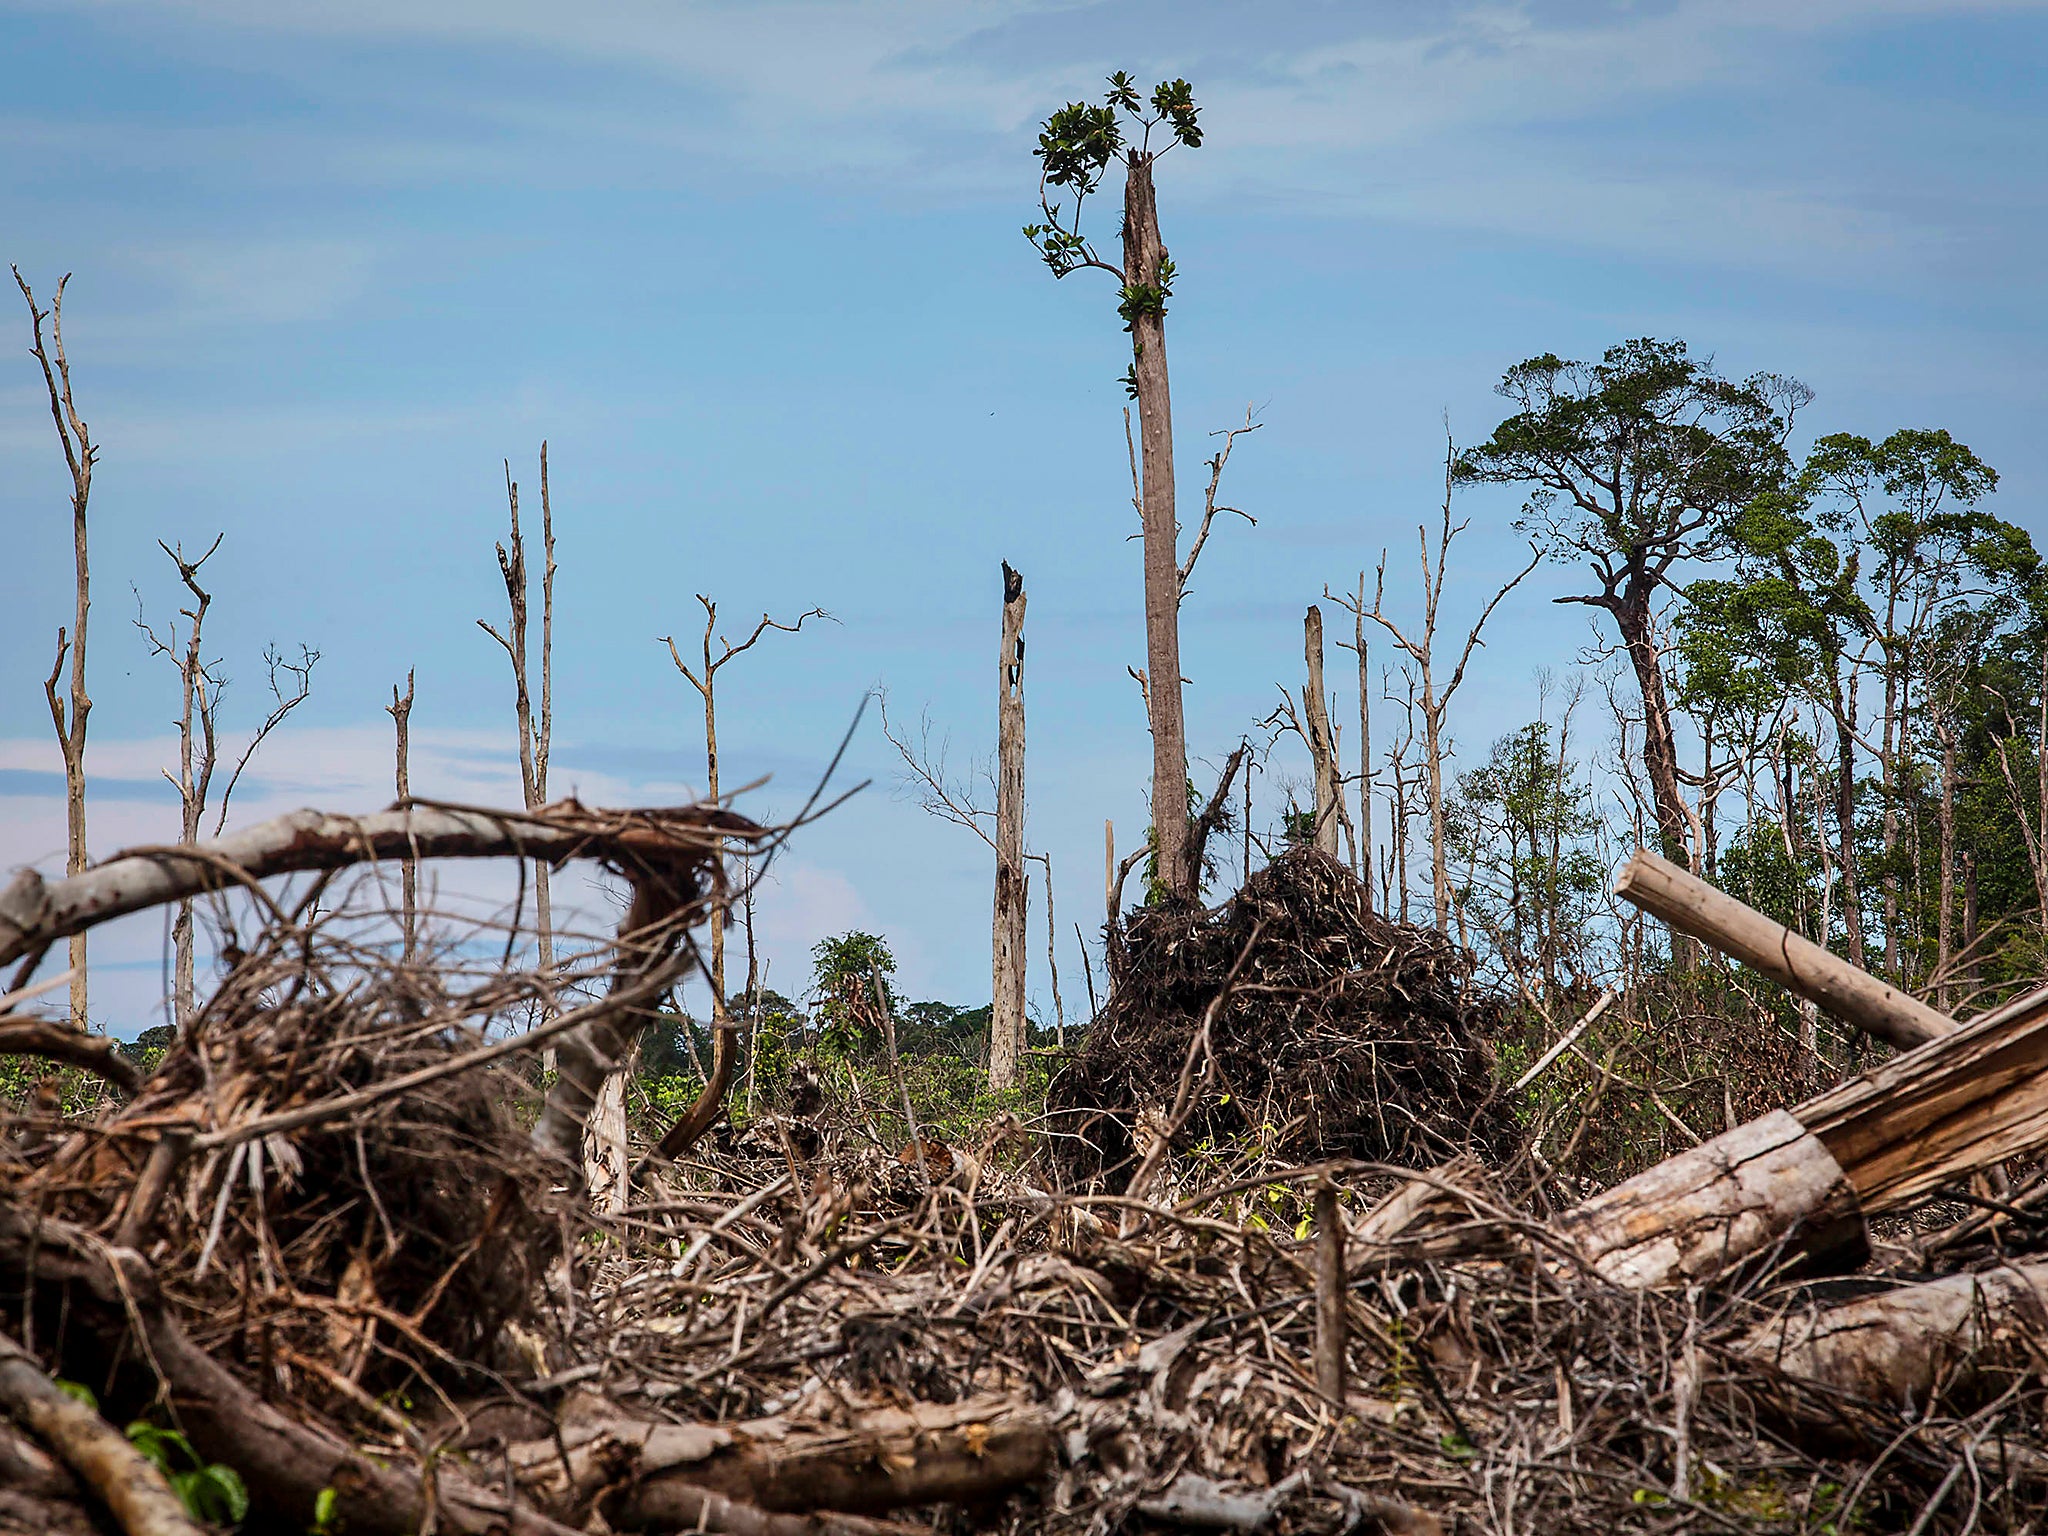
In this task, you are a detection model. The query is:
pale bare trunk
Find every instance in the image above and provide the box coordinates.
[990,563,1028,1091]
[1833,673,1868,972]
[1303,606,1341,859]
[18,272,95,1032]
[1936,719,1957,1007]
[1123,156,1191,902]
[1355,595,1372,908]
[1423,688,1449,933]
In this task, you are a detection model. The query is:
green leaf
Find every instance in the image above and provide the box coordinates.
[313,1485,340,1532]
[174,1462,250,1525]
[52,1379,97,1412]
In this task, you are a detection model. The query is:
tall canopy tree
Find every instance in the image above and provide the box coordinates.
[1456,340,1808,871]
[1026,73,1205,902]
[1688,428,2035,976]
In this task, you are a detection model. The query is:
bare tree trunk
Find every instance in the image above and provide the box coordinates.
[656,600,825,1162]
[1936,717,1957,1007]
[1302,606,1342,859]
[479,455,556,1060]
[1123,155,1191,903]
[1832,676,1868,972]
[136,541,220,1030]
[1355,594,1372,907]
[388,670,417,961]
[990,563,1029,1091]
[17,270,95,1032]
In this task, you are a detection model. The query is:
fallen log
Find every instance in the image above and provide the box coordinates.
[1559,856,2048,1288]
[1558,1109,1860,1290]
[0,798,759,969]
[0,1326,202,1536]
[1739,1262,2048,1409]
[509,1394,1058,1525]
[0,1021,139,1098]
[1614,850,1955,1051]
[1561,981,2048,1288]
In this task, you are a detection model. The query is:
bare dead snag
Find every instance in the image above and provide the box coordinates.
[657,597,830,1159]
[1614,849,1955,1051]
[479,449,558,1089]
[16,268,97,1033]
[992,561,1029,1090]
[0,1325,203,1536]
[1326,575,1373,903]
[1302,605,1344,859]
[1365,440,1539,931]
[386,669,417,959]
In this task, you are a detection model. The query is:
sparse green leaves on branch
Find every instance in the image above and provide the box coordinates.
[1025,72,1203,290]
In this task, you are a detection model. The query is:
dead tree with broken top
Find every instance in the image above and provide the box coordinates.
[16,268,96,1032]
[991,562,1029,1091]
[1327,575,1374,907]
[477,447,558,988]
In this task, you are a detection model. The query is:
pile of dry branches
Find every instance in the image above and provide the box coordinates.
[3,809,2048,1536]
[1047,850,1518,1186]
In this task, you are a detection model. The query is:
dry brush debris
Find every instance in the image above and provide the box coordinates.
[1,808,2047,1535]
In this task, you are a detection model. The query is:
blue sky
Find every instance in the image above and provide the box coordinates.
[3,0,2045,1031]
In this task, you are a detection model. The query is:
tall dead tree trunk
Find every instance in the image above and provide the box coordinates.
[1302,606,1342,859]
[17,269,95,1032]
[1344,580,1374,905]
[1123,156,1193,904]
[387,670,417,961]
[478,450,555,982]
[990,563,1029,1092]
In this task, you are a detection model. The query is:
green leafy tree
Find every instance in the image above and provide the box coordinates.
[1690,428,2036,978]
[1446,712,1604,998]
[810,930,895,1052]
[1455,340,1809,871]
[1027,73,1206,901]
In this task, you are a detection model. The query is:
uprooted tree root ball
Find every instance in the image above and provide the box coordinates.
[1046,849,1520,1186]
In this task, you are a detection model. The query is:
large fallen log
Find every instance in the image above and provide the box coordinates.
[507,1395,1057,1527]
[0,1326,202,1536]
[1614,850,1955,1050]
[1739,1262,2048,1409]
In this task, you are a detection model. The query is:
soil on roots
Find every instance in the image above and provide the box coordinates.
[1046,848,1520,1186]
